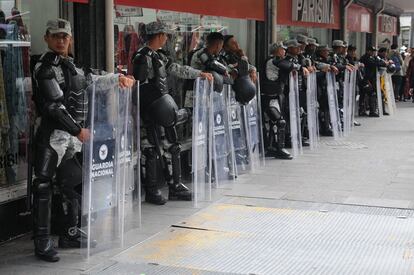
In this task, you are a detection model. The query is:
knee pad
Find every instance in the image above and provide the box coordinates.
[33,178,52,196]
[34,145,58,180]
[266,106,282,122]
[276,119,286,129]
[168,144,181,156]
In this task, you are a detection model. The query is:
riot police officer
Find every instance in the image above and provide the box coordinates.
[261,42,292,159]
[31,19,134,262]
[360,46,388,117]
[314,45,339,136]
[296,35,314,146]
[190,32,230,94]
[132,22,212,205]
[221,35,257,84]
[330,40,353,111]
[346,45,363,126]
[278,39,309,147]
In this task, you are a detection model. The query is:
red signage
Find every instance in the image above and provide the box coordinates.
[378,14,397,35]
[277,0,341,29]
[347,4,373,33]
[115,0,265,21]
[65,0,88,3]
[64,0,264,21]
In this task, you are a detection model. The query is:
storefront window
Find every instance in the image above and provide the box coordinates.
[0,0,60,202]
[0,1,31,191]
[276,25,331,46]
[348,32,366,57]
[113,5,253,107]
[378,33,393,48]
[114,6,251,71]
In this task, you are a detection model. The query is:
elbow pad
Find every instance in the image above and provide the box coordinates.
[47,103,81,136]
[207,60,228,75]
[37,78,64,102]
[132,53,149,82]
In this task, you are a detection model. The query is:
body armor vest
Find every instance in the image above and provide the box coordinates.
[262,56,283,97]
[34,53,88,124]
[150,52,168,95]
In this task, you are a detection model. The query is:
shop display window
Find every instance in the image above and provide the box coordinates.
[0,1,31,194]
[113,6,251,108]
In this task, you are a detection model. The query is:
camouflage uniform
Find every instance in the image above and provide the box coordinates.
[132,21,202,204]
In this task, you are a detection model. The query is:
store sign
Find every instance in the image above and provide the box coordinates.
[292,0,335,24]
[115,5,143,17]
[201,16,221,29]
[156,10,180,23]
[361,14,370,32]
[379,15,397,34]
[180,13,200,26]
[346,4,373,33]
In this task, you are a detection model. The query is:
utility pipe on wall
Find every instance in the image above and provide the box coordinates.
[105,0,115,72]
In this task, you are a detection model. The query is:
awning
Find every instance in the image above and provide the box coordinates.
[65,0,264,21]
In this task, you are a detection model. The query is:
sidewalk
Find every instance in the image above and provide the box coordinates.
[1,102,414,274]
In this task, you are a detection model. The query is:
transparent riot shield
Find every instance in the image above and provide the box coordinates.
[227,87,250,176]
[81,75,140,257]
[306,72,319,149]
[384,72,397,115]
[350,69,357,130]
[388,73,397,114]
[326,72,342,139]
[192,78,211,207]
[376,69,384,118]
[243,83,265,170]
[289,72,303,157]
[209,85,235,188]
[343,70,356,136]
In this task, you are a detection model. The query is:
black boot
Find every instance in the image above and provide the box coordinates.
[320,128,333,136]
[319,111,333,136]
[146,188,167,205]
[369,96,379,117]
[57,194,97,248]
[168,144,192,201]
[144,148,167,205]
[169,183,192,201]
[34,237,60,262]
[273,120,292,160]
[33,180,59,262]
[274,148,293,160]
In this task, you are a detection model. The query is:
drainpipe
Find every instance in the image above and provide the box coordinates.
[341,0,354,42]
[373,0,385,48]
[411,13,414,47]
[271,0,277,43]
[105,0,115,72]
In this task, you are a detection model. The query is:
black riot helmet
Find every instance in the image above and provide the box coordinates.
[56,152,83,188]
[386,63,396,74]
[147,93,179,127]
[233,75,256,105]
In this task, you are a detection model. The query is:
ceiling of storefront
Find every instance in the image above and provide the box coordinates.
[385,0,414,13]
[354,0,412,15]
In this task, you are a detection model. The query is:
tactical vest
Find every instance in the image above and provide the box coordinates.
[33,52,88,124]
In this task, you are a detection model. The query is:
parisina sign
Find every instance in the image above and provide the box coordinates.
[292,0,335,24]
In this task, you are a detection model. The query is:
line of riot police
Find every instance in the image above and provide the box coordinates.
[28,20,398,262]
[261,36,397,159]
